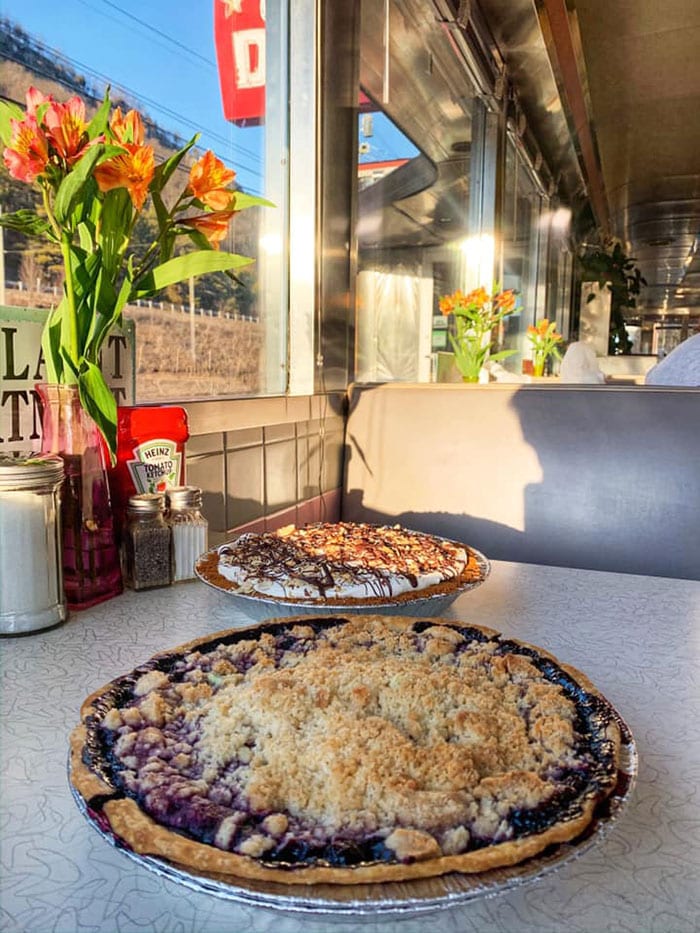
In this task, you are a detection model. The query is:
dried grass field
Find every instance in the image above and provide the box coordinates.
[5,289,264,401]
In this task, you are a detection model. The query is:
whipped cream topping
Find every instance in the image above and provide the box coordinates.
[216,522,468,600]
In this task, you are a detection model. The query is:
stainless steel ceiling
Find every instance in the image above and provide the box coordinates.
[478,0,700,317]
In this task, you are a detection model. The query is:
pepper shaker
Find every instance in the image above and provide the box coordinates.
[123,493,172,590]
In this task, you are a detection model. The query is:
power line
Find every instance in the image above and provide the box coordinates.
[66,50,263,177]
[77,0,216,71]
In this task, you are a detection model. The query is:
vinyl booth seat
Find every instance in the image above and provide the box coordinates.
[341,383,700,581]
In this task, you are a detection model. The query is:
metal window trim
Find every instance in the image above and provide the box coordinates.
[287,0,319,395]
[431,0,503,109]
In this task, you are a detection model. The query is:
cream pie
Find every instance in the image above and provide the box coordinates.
[195,522,484,604]
[70,615,622,885]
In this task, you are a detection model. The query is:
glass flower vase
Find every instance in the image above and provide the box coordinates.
[36,383,123,610]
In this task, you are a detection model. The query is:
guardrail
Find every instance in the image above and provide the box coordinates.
[3,282,258,323]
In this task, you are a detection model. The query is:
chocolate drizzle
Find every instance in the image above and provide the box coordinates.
[218,523,468,598]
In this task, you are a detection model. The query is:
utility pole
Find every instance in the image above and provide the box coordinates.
[189,276,196,360]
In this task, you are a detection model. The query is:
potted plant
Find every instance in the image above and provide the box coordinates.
[577,237,646,355]
[438,285,518,382]
[526,318,564,376]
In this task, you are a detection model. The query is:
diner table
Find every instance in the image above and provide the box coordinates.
[1,559,698,933]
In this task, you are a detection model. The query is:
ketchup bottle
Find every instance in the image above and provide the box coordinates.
[108,406,189,542]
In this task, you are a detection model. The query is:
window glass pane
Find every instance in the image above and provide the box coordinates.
[355,0,479,384]
[501,138,544,370]
[0,1,288,401]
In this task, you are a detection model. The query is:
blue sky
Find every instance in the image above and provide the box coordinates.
[3,0,422,193]
[2,0,266,193]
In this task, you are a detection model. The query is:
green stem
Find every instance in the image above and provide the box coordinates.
[60,231,79,381]
[42,184,79,382]
[41,185,62,242]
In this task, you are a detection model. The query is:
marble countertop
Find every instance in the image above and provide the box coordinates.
[2,561,699,932]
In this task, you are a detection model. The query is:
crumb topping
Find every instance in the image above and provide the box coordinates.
[92,617,616,869]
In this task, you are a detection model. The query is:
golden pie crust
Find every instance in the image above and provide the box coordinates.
[70,615,622,886]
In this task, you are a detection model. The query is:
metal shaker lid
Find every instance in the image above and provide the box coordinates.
[0,453,64,490]
[166,485,202,509]
[127,492,166,513]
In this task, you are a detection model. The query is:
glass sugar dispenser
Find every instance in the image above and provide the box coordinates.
[0,453,66,634]
[165,486,208,582]
[123,493,172,591]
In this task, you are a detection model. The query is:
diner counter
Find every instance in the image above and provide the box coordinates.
[2,561,698,932]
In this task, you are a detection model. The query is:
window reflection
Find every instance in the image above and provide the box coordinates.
[355,0,478,383]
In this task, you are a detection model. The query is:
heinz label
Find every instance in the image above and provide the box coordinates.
[127,439,182,494]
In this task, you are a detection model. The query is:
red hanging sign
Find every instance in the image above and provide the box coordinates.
[214,0,266,126]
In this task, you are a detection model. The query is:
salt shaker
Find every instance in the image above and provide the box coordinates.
[0,453,66,634]
[165,486,208,582]
[123,493,172,590]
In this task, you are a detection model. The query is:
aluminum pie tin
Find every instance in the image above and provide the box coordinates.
[69,714,636,917]
[194,538,491,621]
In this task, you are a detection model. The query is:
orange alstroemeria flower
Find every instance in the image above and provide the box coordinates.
[439,290,465,316]
[180,207,237,248]
[3,115,50,182]
[465,286,490,309]
[187,150,237,211]
[529,318,562,341]
[109,108,145,147]
[494,289,516,313]
[93,144,156,209]
[42,95,92,164]
[25,86,54,117]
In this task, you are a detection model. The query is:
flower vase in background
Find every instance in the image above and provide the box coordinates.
[438,286,518,382]
[37,384,122,610]
[526,319,564,377]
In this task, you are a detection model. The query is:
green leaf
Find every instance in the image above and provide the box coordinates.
[95,144,129,163]
[87,89,112,139]
[54,144,104,225]
[84,273,129,360]
[98,187,132,275]
[0,209,52,237]
[150,134,199,194]
[40,306,65,383]
[0,100,24,146]
[150,188,171,232]
[134,250,254,297]
[488,349,517,362]
[78,362,118,463]
[183,227,215,252]
[233,192,276,211]
[77,219,96,254]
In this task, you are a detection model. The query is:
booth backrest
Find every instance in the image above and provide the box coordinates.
[342,383,700,580]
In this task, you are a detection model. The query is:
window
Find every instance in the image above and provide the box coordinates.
[501,137,545,369]
[354,0,483,383]
[0,0,290,402]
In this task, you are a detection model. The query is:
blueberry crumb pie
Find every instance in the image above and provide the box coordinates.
[70,615,622,885]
